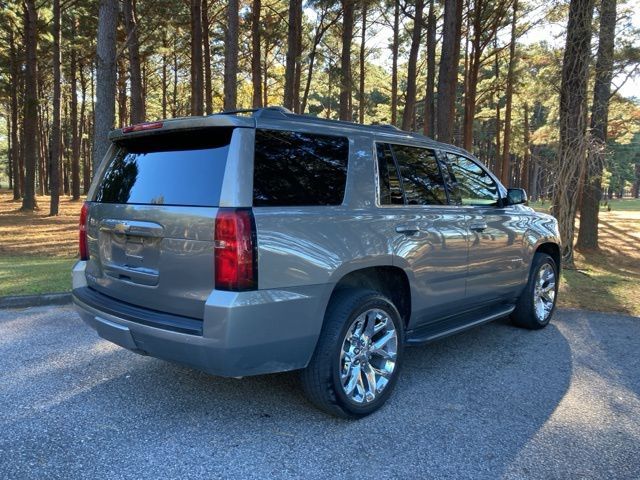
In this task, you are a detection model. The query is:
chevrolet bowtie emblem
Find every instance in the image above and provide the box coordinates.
[114,222,130,233]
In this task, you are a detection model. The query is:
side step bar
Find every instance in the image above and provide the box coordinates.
[405,304,515,346]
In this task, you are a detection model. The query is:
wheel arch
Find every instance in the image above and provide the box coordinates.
[534,241,562,274]
[328,265,412,328]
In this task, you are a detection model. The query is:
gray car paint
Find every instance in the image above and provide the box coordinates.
[73,108,561,377]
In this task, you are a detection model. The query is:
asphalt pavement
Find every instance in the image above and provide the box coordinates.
[1,305,638,479]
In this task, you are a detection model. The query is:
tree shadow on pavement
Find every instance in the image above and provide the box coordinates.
[1,307,578,479]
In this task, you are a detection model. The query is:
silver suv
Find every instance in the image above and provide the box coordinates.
[72,107,561,418]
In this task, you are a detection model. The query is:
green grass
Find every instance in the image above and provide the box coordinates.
[600,198,640,211]
[0,256,76,297]
[529,198,640,212]
[560,267,638,316]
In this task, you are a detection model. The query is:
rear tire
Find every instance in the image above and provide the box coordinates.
[300,288,404,419]
[511,252,558,330]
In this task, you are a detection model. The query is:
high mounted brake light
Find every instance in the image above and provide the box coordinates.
[214,208,257,291]
[122,121,163,133]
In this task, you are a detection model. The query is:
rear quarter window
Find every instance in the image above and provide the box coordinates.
[252,129,349,207]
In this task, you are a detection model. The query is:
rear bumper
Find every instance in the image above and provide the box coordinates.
[72,261,332,377]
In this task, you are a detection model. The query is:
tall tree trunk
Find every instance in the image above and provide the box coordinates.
[70,20,81,200]
[530,161,540,200]
[21,0,39,211]
[117,57,128,127]
[62,93,70,196]
[10,30,22,200]
[51,3,61,213]
[93,0,119,174]
[552,0,595,267]
[89,62,95,176]
[493,38,501,174]
[500,0,518,186]
[161,33,168,118]
[172,39,179,117]
[284,0,302,111]
[36,81,46,196]
[423,0,436,136]
[202,0,213,114]
[521,102,530,190]
[339,0,355,121]
[576,0,617,251]
[263,40,270,106]
[401,0,425,131]
[69,31,80,200]
[19,72,26,196]
[461,0,471,146]
[224,0,239,111]
[436,0,463,143]
[251,0,263,107]
[190,0,204,115]
[123,0,145,123]
[293,7,302,113]
[358,0,367,124]
[462,0,483,150]
[7,112,13,191]
[142,59,148,108]
[391,0,400,125]
[79,61,90,194]
[327,59,334,118]
[301,10,336,113]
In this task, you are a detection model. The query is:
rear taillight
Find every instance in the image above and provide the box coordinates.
[79,202,89,261]
[214,208,257,291]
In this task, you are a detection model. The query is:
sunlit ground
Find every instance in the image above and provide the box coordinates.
[533,199,640,316]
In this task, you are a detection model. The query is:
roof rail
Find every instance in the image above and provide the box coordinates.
[210,106,439,142]
[372,123,402,131]
[214,108,259,116]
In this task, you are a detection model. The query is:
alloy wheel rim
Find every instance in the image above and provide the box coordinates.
[339,308,398,404]
[533,263,556,322]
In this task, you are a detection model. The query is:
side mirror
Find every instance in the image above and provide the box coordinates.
[506,188,527,206]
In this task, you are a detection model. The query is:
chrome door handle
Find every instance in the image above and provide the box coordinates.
[469,222,488,232]
[396,225,421,235]
[100,219,164,237]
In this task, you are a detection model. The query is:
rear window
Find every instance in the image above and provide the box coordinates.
[93,128,233,207]
[253,129,349,207]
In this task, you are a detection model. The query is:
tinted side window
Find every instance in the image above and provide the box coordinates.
[446,154,499,206]
[376,143,404,205]
[392,145,447,205]
[253,130,349,206]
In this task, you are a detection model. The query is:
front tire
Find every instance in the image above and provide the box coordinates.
[511,252,558,329]
[300,289,405,419]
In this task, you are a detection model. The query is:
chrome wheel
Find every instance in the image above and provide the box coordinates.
[339,308,398,404]
[533,263,556,322]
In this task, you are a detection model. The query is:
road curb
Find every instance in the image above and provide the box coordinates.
[0,292,72,310]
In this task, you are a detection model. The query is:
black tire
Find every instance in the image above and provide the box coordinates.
[511,252,559,330]
[300,288,405,419]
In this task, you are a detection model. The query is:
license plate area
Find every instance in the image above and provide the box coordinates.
[98,220,163,286]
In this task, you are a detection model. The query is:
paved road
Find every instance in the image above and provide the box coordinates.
[1,306,638,479]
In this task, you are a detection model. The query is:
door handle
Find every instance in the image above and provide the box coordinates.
[396,225,421,235]
[469,222,488,232]
[100,219,164,237]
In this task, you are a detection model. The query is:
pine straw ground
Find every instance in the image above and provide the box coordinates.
[0,189,638,316]
[0,190,82,295]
